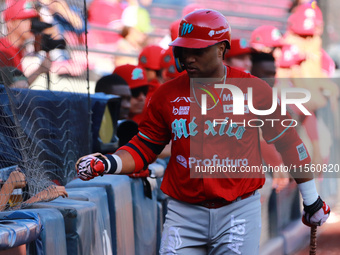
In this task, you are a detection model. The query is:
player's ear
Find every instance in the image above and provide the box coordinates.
[218,42,227,59]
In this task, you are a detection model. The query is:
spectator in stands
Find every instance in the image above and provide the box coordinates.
[113,64,150,124]
[38,0,85,39]
[0,67,29,89]
[0,168,68,211]
[95,74,131,120]
[88,0,124,27]
[0,0,51,85]
[114,0,152,66]
[87,0,124,47]
[224,38,253,72]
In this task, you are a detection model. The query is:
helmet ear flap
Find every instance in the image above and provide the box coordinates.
[173,47,185,73]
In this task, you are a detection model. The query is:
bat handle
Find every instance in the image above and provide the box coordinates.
[310,225,317,255]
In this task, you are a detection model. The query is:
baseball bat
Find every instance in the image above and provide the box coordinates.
[310,225,317,255]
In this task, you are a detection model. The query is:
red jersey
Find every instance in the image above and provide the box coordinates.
[0,38,23,71]
[133,66,310,203]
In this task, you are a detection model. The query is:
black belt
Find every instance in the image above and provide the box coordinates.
[197,191,256,209]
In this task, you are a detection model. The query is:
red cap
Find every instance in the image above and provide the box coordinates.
[277,45,306,68]
[113,64,149,89]
[4,0,39,22]
[287,2,323,36]
[250,25,286,51]
[138,45,163,70]
[225,38,252,58]
[160,47,181,79]
[321,49,335,77]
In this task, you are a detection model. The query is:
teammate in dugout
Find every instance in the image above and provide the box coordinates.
[76,9,330,254]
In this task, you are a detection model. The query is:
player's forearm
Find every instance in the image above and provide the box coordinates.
[0,183,15,211]
[112,150,136,174]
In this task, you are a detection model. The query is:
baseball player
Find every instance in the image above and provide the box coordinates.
[224,38,253,72]
[76,9,330,254]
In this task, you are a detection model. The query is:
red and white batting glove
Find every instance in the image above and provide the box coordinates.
[76,153,122,181]
[75,153,108,181]
[302,196,331,227]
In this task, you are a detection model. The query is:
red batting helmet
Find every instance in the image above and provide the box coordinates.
[287,3,323,36]
[160,47,181,80]
[138,45,163,70]
[277,45,306,68]
[250,25,286,52]
[225,38,252,58]
[169,9,231,72]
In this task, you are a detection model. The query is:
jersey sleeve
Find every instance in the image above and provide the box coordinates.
[252,78,311,167]
[138,89,172,146]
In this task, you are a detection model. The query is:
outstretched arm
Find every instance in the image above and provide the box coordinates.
[24,185,68,204]
[0,171,26,211]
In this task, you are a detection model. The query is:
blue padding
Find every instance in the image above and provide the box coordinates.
[66,175,135,255]
[0,87,119,185]
[130,178,158,255]
[66,187,112,255]
[0,208,67,255]
[0,211,42,250]
[29,197,102,255]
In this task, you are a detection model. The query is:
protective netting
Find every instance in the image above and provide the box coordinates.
[0,0,90,210]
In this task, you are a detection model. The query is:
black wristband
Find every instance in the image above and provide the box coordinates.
[104,154,118,174]
[97,155,109,174]
[303,196,323,217]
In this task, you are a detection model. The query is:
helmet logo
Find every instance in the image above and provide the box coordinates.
[240,38,248,48]
[131,68,144,80]
[140,56,147,64]
[208,30,215,37]
[181,23,194,36]
[271,29,282,41]
[164,55,171,63]
[215,28,229,35]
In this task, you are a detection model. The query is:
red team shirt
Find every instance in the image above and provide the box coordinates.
[125,66,311,204]
[0,38,24,71]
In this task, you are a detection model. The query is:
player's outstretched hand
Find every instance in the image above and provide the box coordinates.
[302,196,330,227]
[76,153,108,181]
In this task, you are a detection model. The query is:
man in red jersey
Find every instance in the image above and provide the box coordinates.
[76,9,330,254]
[0,0,51,85]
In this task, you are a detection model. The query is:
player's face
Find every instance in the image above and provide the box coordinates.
[111,85,131,119]
[129,86,148,115]
[227,54,252,72]
[180,43,225,78]
[251,61,277,87]
[8,19,34,42]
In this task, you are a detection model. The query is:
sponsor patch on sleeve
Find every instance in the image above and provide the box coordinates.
[296,143,308,161]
